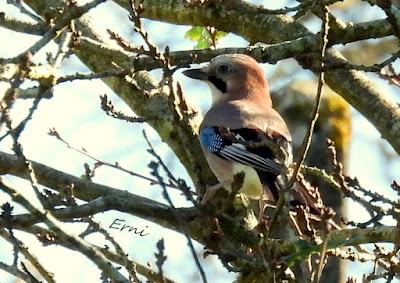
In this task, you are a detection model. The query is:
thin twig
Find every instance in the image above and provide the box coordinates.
[100,94,145,123]
[56,68,133,83]
[0,261,34,282]
[289,5,330,189]
[143,129,197,205]
[0,177,130,282]
[2,0,107,64]
[82,219,142,283]
[0,86,51,143]
[47,127,195,194]
[322,50,400,72]
[268,3,331,238]
[0,229,56,283]
[314,235,329,283]
[144,135,208,283]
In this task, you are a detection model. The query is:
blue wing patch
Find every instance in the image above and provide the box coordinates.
[199,127,225,152]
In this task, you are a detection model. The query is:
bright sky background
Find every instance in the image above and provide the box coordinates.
[0,0,399,282]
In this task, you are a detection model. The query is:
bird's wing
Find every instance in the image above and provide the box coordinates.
[199,126,290,175]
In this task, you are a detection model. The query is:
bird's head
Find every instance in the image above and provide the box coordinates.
[183,54,269,105]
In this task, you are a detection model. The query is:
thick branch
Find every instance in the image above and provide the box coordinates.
[0,151,193,231]
[116,0,396,44]
[278,226,397,259]
[0,12,47,35]
[1,151,398,276]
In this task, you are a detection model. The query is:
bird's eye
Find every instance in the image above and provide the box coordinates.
[217,64,230,74]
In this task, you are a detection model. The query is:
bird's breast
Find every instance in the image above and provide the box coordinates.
[203,150,263,199]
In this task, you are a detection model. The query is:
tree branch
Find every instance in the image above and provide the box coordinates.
[0,151,196,232]
[0,12,47,35]
[277,226,397,260]
[2,0,107,64]
[0,177,130,282]
[1,223,176,283]
[3,0,400,191]
[0,229,55,283]
[118,0,400,155]
[19,0,216,194]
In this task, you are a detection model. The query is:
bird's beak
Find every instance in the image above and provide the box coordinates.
[182,68,208,80]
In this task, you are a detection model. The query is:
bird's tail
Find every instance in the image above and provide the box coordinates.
[261,172,326,216]
[261,172,339,237]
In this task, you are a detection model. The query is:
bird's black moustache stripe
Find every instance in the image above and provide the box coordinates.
[208,76,227,93]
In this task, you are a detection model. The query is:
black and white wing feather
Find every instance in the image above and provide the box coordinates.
[199,126,289,175]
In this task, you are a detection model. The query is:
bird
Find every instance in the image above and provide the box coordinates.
[182,54,293,209]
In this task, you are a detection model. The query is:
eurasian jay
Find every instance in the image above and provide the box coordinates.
[183,54,292,206]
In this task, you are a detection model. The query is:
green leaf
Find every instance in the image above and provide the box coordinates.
[185,26,205,41]
[185,26,211,49]
[185,26,227,49]
[196,38,210,49]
